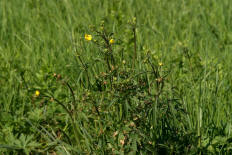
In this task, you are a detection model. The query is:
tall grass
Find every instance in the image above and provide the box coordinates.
[1,0,232,154]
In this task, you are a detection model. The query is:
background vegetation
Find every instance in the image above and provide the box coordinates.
[1,0,232,154]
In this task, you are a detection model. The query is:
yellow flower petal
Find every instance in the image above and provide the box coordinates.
[158,62,163,66]
[109,39,115,44]
[85,34,92,41]
[35,90,40,97]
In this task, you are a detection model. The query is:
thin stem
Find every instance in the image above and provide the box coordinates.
[63,81,76,110]
[133,26,137,68]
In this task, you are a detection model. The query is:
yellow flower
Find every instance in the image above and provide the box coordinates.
[153,55,158,59]
[109,39,115,44]
[85,34,92,41]
[35,90,40,97]
[159,62,163,66]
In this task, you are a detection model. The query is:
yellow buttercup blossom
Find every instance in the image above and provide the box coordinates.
[109,39,115,44]
[35,90,40,97]
[85,34,92,41]
[159,62,163,66]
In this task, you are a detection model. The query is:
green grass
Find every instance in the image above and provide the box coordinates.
[1,0,232,154]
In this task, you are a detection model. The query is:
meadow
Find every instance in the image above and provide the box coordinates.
[1,0,232,154]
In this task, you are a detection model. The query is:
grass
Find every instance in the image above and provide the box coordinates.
[1,0,232,154]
